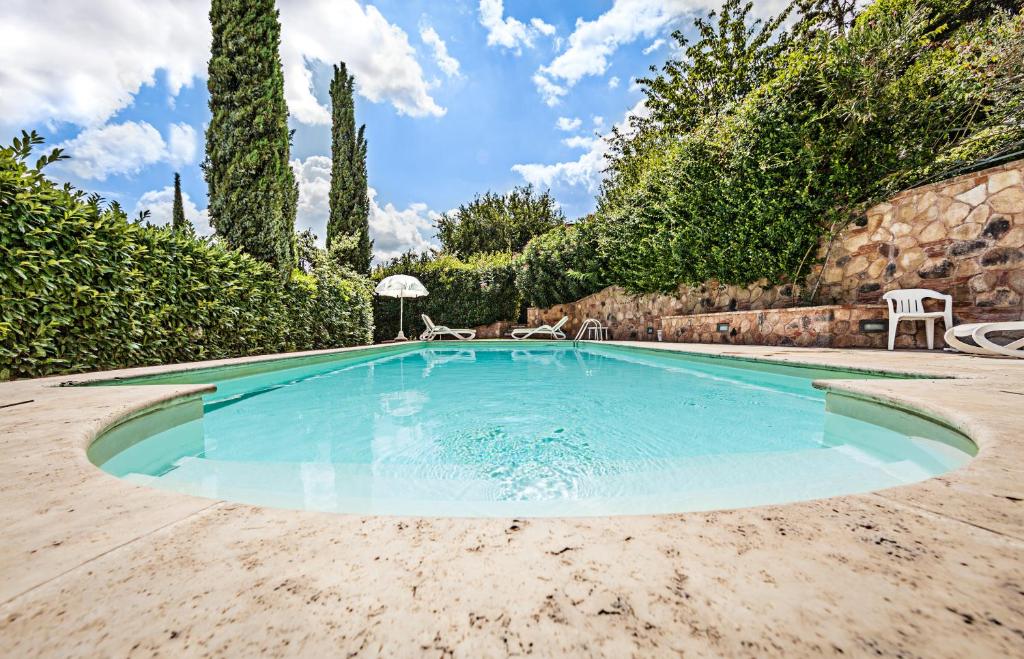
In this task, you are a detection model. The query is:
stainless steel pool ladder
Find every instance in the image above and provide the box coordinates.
[574,318,607,345]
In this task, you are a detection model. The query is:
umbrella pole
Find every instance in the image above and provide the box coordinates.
[396,297,406,341]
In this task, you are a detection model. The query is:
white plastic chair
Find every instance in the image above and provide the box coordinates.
[510,316,569,340]
[419,315,476,341]
[944,321,1024,358]
[881,289,953,350]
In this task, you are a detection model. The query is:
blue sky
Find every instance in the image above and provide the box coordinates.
[0,0,777,259]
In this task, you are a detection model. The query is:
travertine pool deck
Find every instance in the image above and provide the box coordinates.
[1,341,1022,657]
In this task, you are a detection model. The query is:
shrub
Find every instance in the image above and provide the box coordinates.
[372,251,520,341]
[305,253,375,348]
[595,0,1024,293]
[516,222,607,308]
[0,132,372,380]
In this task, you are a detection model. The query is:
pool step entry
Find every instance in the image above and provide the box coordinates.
[574,318,609,345]
[122,443,933,517]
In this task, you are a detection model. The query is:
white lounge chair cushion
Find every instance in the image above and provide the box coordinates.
[944,321,1024,358]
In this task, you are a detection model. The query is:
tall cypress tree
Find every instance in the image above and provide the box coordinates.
[327,62,372,274]
[171,172,190,233]
[204,0,296,273]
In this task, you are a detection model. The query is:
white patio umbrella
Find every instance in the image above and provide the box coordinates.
[374,274,429,341]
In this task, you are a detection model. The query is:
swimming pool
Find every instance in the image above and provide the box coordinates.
[89,342,974,517]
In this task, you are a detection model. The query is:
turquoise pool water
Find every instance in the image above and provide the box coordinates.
[92,343,974,517]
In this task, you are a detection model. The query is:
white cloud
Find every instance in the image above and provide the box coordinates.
[555,117,582,132]
[0,0,209,127]
[512,100,650,193]
[593,116,605,127]
[512,150,605,193]
[291,155,438,261]
[56,121,196,181]
[534,0,714,101]
[533,0,791,102]
[0,0,443,128]
[280,0,445,123]
[479,0,532,51]
[562,135,598,150]
[166,123,198,167]
[292,155,334,241]
[607,76,620,89]
[478,0,557,54]
[134,186,212,236]
[530,18,557,37]
[533,73,568,107]
[420,26,461,78]
[368,188,440,261]
[643,38,667,55]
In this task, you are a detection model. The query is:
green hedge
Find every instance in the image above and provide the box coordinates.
[515,222,607,308]
[372,251,520,341]
[0,132,372,380]
[595,0,1024,293]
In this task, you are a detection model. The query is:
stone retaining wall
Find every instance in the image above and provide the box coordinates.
[528,158,1024,348]
[471,320,515,339]
[662,305,890,348]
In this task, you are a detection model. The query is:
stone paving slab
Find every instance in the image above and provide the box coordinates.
[0,341,1022,657]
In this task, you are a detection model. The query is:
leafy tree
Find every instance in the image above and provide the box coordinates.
[638,0,792,133]
[595,0,1024,294]
[436,185,565,258]
[516,219,607,308]
[295,228,319,274]
[171,172,191,234]
[604,0,792,209]
[327,62,372,274]
[204,0,297,274]
[789,0,859,40]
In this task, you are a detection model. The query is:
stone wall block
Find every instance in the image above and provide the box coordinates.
[960,259,984,278]
[998,226,1024,248]
[976,287,1021,308]
[981,247,1024,268]
[981,216,1011,241]
[844,255,870,276]
[941,201,971,227]
[867,258,888,279]
[891,221,914,237]
[897,272,923,289]
[969,272,997,293]
[897,247,926,270]
[870,227,893,242]
[894,235,919,250]
[950,222,983,241]
[988,169,1022,194]
[918,258,954,280]
[843,231,871,252]
[955,184,988,206]
[919,221,948,242]
[923,239,953,257]
[989,187,1024,214]
[1007,270,1024,295]
[917,190,940,211]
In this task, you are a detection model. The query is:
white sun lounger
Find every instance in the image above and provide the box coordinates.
[944,321,1024,358]
[510,316,569,340]
[419,315,476,341]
